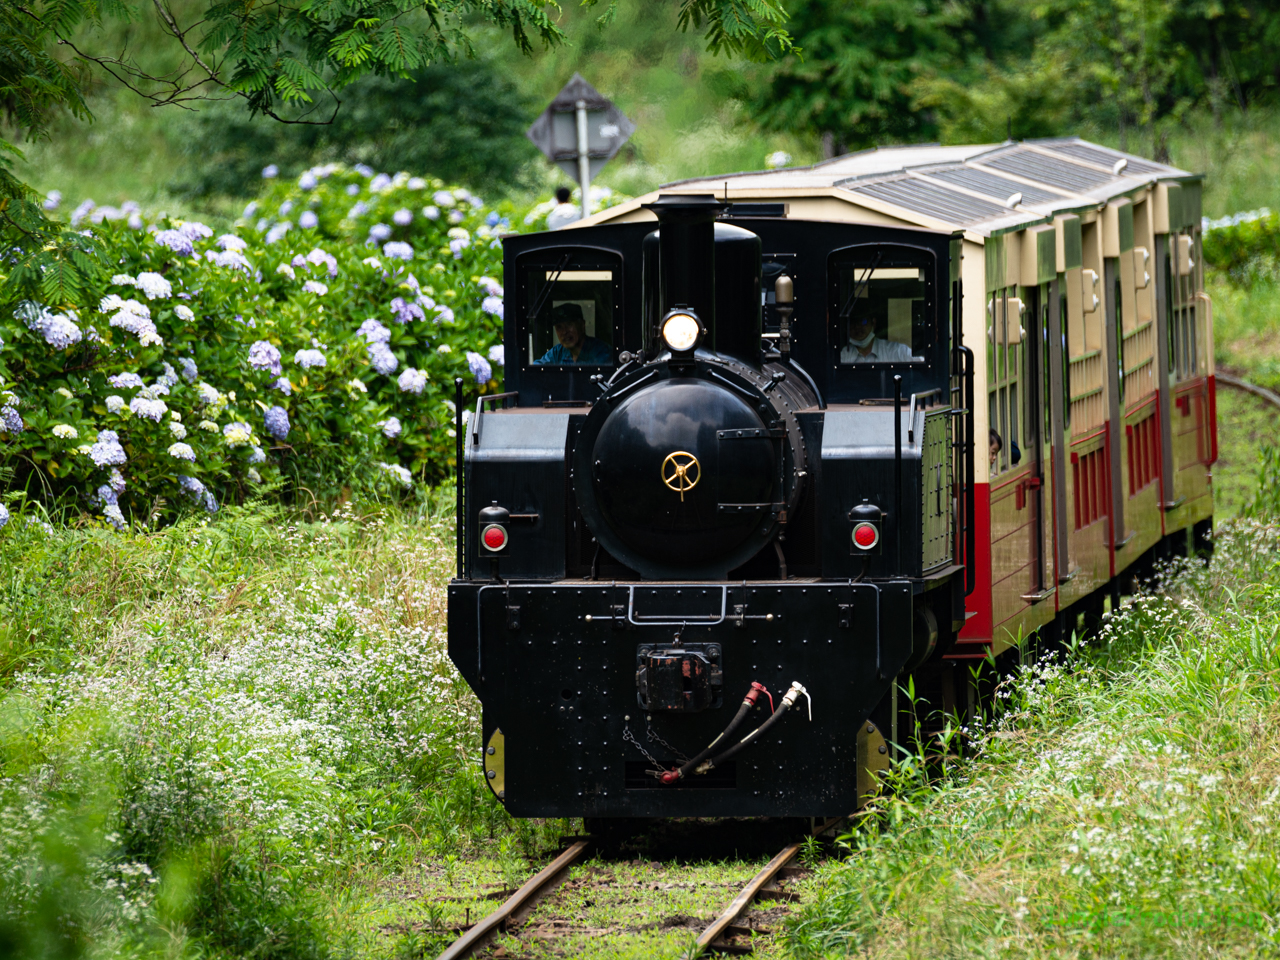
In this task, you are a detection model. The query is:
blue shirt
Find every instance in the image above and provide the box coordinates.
[534,336,613,365]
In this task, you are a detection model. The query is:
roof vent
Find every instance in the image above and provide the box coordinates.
[1112,158,1129,176]
[1004,192,1023,208]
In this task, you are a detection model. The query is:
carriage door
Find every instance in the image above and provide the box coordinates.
[987,287,1047,632]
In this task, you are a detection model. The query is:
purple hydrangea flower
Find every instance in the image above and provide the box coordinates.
[369,173,392,193]
[247,340,282,376]
[264,405,290,440]
[89,430,127,466]
[467,351,492,383]
[262,164,279,178]
[356,319,391,344]
[178,221,213,241]
[153,230,194,256]
[108,372,144,389]
[488,344,505,367]
[1,399,21,435]
[272,377,293,395]
[349,201,369,218]
[306,247,338,277]
[130,396,167,421]
[393,208,413,226]
[367,341,398,375]
[398,367,427,394]
[299,171,318,190]
[378,416,402,439]
[481,295,503,318]
[354,163,374,177]
[346,184,360,196]
[299,210,319,229]
[389,297,425,324]
[217,234,248,251]
[368,223,392,242]
[383,241,414,261]
[294,348,327,369]
[302,280,328,295]
[180,358,198,382]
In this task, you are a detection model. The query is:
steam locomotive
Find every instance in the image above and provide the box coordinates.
[447,193,971,818]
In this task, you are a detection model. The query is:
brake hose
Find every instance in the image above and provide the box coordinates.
[695,681,810,774]
[659,682,770,784]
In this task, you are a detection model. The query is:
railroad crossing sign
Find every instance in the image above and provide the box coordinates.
[526,73,634,218]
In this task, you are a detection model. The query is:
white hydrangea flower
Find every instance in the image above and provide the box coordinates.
[174,305,194,321]
[198,420,219,432]
[135,272,172,299]
[52,424,78,439]
[168,442,196,461]
[169,421,187,439]
[106,395,126,413]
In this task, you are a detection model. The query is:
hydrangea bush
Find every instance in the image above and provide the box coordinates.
[0,163,565,527]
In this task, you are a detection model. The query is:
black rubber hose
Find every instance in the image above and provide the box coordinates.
[667,695,757,782]
[698,698,794,772]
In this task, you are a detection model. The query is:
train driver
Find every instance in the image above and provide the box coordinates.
[534,303,612,365]
[840,309,915,363]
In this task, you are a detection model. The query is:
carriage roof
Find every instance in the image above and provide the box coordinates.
[574,137,1200,242]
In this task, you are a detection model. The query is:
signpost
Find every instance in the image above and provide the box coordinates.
[526,73,634,219]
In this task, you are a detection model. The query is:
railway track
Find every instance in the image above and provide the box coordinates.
[431,818,847,959]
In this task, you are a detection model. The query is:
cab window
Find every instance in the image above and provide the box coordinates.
[518,249,620,368]
[828,247,934,365]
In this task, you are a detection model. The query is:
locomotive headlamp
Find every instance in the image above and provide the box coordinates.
[661,310,702,353]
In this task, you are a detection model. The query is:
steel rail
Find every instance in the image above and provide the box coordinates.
[435,838,591,960]
[695,816,849,954]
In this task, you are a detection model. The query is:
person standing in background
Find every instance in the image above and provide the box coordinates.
[546,187,580,230]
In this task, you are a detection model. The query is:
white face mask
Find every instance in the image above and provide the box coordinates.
[850,330,875,349]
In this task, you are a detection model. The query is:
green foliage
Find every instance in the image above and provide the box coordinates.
[169,59,539,199]
[785,521,1280,957]
[0,505,531,959]
[0,161,544,528]
[1202,209,1280,283]
[735,0,966,150]
[1241,444,1280,520]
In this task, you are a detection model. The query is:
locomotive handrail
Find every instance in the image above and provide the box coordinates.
[472,391,519,444]
[957,345,976,596]
[628,585,728,626]
[906,388,942,443]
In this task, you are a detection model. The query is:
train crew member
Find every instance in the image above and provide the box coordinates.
[840,310,915,363]
[534,303,612,365]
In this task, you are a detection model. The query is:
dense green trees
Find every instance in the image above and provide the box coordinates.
[742,0,1280,158]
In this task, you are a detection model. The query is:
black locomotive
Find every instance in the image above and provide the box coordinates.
[448,194,974,818]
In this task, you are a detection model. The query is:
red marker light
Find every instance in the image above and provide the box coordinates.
[481,524,508,551]
[852,522,879,550]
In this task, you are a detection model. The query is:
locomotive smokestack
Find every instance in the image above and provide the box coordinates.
[643,194,728,345]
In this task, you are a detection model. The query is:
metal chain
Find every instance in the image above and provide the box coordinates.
[646,717,690,763]
[623,725,663,773]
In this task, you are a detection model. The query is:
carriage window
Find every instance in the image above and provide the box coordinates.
[830,255,932,364]
[519,253,618,367]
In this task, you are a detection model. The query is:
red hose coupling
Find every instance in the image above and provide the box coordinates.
[660,769,682,785]
[747,681,775,713]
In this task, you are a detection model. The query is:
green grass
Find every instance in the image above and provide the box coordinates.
[783,518,1280,958]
